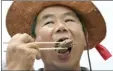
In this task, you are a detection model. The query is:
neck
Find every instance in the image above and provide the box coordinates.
[43,63,81,71]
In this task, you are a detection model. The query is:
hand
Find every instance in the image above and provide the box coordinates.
[6,33,41,70]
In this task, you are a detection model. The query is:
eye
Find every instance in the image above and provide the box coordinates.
[65,19,75,23]
[44,21,54,25]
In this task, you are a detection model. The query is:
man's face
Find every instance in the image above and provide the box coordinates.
[35,6,86,69]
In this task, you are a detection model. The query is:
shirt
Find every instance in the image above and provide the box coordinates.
[38,67,89,71]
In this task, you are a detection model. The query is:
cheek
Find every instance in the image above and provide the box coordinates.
[36,26,54,42]
[69,24,86,48]
[73,29,85,46]
[35,26,55,62]
[70,26,85,58]
[68,24,84,39]
[35,26,55,51]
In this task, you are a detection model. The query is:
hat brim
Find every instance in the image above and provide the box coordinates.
[6,1,106,49]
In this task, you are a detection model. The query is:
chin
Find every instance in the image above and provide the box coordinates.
[52,60,77,70]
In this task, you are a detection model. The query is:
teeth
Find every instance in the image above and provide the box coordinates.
[57,38,68,42]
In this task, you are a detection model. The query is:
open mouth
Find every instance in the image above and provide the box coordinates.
[58,46,72,54]
[55,38,72,54]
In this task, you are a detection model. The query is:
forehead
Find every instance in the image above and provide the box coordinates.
[37,5,76,19]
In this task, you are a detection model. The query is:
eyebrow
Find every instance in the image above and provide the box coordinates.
[63,12,76,18]
[41,14,54,21]
[39,12,77,22]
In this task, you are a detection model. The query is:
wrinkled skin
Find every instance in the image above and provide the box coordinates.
[6,6,86,71]
[35,6,86,70]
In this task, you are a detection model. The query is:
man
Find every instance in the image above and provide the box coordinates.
[5,1,111,71]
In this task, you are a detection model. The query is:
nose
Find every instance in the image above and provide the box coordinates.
[55,23,68,33]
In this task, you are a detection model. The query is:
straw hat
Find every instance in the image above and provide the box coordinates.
[6,1,106,49]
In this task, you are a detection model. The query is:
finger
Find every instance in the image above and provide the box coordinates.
[25,43,41,59]
[19,42,40,51]
[36,51,41,59]
[12,33,21,39]
[30,48,41,60]
[9,33,21,43]
[18,33,34,43]
[18,43,41,59]
[27,48,41,60]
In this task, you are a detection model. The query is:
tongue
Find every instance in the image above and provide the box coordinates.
[58,50,70,58]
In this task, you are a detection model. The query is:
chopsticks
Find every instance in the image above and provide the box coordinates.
[4,48,67,52]
[3,42,61,44]
[3,42,67,52]
[39,47,67,51]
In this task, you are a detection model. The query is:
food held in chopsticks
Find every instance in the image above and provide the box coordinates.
[55,39,73,54]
